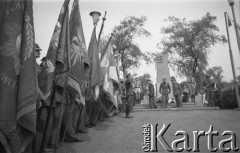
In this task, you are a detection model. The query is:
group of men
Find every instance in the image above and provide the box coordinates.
[119,74,158,115]
[0,39,222,153]
[158,75,222,108]
[32,43,134,153]
[123,76,157,109]
[121,72,222,111]
[35,44,85,153]
[159,77,182,108]
[0,44,222,153]
[203,75,222,107]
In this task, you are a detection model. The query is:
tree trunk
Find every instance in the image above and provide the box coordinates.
[121,51,126,80]
[192,58,198,75]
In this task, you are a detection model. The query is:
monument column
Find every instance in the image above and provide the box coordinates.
[155,52,174,99]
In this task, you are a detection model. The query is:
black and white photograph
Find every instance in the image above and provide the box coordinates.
[0,0,240,152]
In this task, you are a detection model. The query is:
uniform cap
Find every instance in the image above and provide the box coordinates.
[35,43,42,51]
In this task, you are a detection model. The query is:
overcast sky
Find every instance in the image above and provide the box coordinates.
[33,0,240,83]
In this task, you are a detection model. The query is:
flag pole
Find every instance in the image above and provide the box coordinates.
[100,33,114,61]
[54,75,68,153]
[224,12,240,108]
[229,2,240,57]
[98,11,107,45]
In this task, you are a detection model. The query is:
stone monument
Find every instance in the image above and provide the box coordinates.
[155,52,174,100]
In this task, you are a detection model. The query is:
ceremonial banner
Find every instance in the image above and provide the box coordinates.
[88,27,101,88]
[100,37,119,115]
[108,48,119,84]
[38,0,70,99]
[68,0,89,105]
[0,0,36,152]
[88,26,102,101]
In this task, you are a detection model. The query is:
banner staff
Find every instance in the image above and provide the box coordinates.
[98,11,107,45]
[224,12,240,108]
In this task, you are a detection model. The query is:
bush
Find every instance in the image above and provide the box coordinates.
[221,85,240,109]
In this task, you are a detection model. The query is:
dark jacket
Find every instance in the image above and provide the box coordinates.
[125,79,134,96]
[148,83,155,97]
[172,82,182,96]
[159,82,171,95]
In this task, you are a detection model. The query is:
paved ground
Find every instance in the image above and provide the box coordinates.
[59,109,240,153]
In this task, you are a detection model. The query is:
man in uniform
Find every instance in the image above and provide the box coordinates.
[119,80,126,113]
[35,43,41,59]
[171,77,182,108]
[134,78,141,104]
[148,79,157,109]
[125,74,134,118]
[159,78,171,108]
[73,80,88,134]
[35,43,44,109]
[203,75,215,107]
[187,75,196,103]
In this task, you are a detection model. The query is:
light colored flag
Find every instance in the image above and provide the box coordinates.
[227,13,240,29]
[108,51,119,84]
[227,13,232,27]
[100,36,119,111]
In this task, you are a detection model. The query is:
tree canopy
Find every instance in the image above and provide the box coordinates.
[206,66,224,83]
[159,13,227,78]
[111,16,151,75]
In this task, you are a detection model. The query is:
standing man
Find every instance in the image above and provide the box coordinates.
[125,74,134,118]
[171,77,182,108]
[120,80,126,113]
[74,79,88,134]
[187,75,196,103]
[203,75,215,107]
[159,78,171,108]
[148,79,157,109]
[213,81,223,108]
[35,43,44,109]
[134,78,141,104]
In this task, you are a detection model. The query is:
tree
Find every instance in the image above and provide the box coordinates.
[112,16,151,76]
[138,73,151,84]
[206,66,224,83]
[159,13,227,78]
[219,81,233,89]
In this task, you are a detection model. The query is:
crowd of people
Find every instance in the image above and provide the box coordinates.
[126,74,223,110]
[0,0,142,152]
[0,1,225,152]
[31,42,225,153]
[1,31,224,153]
[31,43,143,153]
